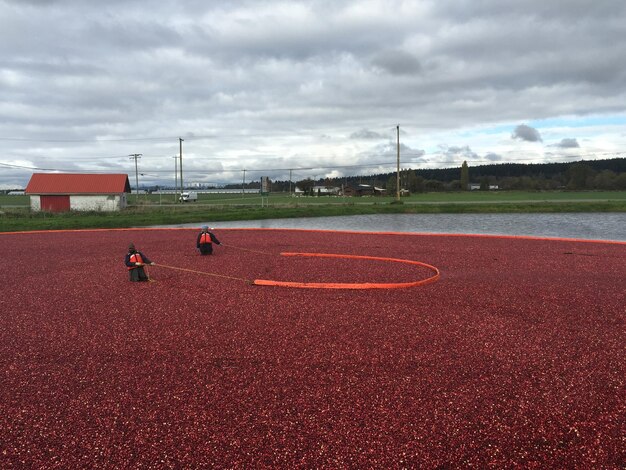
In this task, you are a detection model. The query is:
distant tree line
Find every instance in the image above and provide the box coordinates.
[135,158,625,193]
[6,157,623,194]
[222,157,626,193]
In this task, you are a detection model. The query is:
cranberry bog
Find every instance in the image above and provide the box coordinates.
[1,228,624,468]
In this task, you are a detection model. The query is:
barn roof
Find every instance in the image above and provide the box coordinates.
[25,173,131,194]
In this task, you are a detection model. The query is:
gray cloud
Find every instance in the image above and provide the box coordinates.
[371,50,421,76]
[0,0,625,188]
[442,145,478,158]
[512,125,543,143]
[354,142,425,167]
[554,138,580,148]
[484,152,502,161]
[350,129,387,140]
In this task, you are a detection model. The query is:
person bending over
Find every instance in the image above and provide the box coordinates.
[125,243,155,281]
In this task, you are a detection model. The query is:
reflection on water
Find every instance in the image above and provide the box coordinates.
[153,213,626,242]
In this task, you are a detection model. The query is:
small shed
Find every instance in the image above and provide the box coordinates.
[25,173,131,212]
[312,185,340,196]
[342,184,375,197]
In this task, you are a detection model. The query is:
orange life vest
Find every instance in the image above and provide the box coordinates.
[200,233,212,244]
[128,252,144,270]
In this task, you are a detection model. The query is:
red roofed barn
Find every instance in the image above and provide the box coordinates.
[25,173,131,212]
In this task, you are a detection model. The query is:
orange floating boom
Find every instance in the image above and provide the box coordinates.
[252,252,440,289]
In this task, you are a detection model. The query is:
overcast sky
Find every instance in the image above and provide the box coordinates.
[1,0,625,189]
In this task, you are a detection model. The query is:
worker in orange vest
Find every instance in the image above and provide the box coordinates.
[125,242,155,281]
[196,226,221,255]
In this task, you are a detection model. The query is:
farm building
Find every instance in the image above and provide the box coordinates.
[25,173,131,212]
[342,183,385,197]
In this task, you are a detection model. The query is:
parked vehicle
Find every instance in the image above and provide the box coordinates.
[179,191,198,202]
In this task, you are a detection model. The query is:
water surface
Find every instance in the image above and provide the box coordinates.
[154,213,626,242]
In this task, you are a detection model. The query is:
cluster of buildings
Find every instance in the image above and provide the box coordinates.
[295,184,390,197]
[18,174,410,213]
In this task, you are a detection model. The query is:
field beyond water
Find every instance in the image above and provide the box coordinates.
[1,190,626,232]
[1,228,624,467]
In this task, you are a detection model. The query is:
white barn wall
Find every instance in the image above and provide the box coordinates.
[30,196,41,211]
[70,194,127,211]
[29,194,128,211]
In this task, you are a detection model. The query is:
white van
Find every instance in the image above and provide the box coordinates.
[179,191,198,202]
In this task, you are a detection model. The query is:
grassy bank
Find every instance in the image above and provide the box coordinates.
[2,196,626,232]
[3,190,626,208]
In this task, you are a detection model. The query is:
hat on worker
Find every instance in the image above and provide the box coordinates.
[128,243,135,250]
[202,225,208,230]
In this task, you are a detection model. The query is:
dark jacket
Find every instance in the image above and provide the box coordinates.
[125,250,152,269]
[196,231,221,248]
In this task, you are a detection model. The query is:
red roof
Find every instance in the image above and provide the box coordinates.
[25,173,131,194]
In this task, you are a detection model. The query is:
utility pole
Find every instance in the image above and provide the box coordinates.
[172,156,178,203]
[129,153,142,203]
[179,138,184,198]
[242,169,246,198]
[289,169,293,197]
[396,125,400,201]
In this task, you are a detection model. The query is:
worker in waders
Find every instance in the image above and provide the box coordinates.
[196,226,221,255]
[125,243,155,281]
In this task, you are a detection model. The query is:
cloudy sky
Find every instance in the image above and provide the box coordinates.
[1,0,625,189]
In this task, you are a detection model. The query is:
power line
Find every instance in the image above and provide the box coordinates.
[1,145,622,165]
[0,136,179,143]
[0,132,307,143]
[1,152,623,177]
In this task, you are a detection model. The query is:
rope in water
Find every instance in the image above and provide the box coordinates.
[220,243,274,256]
[153,263,251,284]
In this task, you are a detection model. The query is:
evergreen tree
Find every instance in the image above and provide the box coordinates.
[567,163,594,189]
[460,161,470,190]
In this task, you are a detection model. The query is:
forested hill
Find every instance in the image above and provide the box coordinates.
[236,157,626,191]
[410,157,626,183]
[332,157,626,191]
